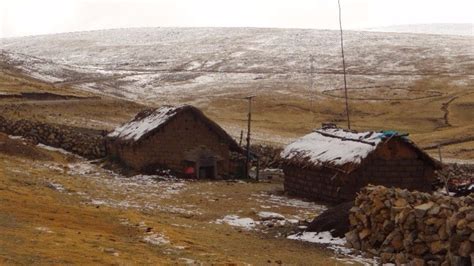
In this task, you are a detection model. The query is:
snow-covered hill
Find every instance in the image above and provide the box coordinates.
[0,27,472,103]
[366,23,473,37]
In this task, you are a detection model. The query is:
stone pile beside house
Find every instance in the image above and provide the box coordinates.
[345,185,473,265]
[436,163,474,196]
[0,115,106,159]
[250,144,283,169]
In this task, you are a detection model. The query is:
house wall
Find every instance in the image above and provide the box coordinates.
[283,140,435,203]
[108,110,232,177]
[283,165,346,202]
[351,140,434,193]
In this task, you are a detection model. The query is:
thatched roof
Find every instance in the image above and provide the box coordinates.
[281,127,441,172]
[107,105,242,152]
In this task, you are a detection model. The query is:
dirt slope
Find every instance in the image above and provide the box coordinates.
[0,132,360,264]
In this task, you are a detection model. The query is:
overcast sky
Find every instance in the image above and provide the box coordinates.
[1,0,473,38]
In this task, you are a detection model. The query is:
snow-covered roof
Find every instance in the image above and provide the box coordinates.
[281,128,385,168]
[107,105,242,152]
[108,105,186,141]
[281,127,441,171]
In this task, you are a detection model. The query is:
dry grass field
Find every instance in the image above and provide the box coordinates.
[1,69,473,160]
[0,70,368,264]
[0,132,354,265]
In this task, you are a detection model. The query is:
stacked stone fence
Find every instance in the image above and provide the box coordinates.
[346,185,473,265]
[0,115,106,159]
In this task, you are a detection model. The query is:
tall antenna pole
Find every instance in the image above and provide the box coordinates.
[309,54,316,123]
[338,0,351,129]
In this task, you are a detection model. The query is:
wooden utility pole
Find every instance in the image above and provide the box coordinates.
[438,144,449,194]
[338,0,351,129]
[239,130,243,146]
[244,96,255,179]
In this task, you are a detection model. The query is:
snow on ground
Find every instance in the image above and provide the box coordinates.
[252,192,327,212]
[8,135,25,140]
[214,215,257,230]
[365,23,474,36]
[288,231,378,265]
[46,182,66,192]
[143,233,171,246]
[37,143,77,157]
[257,211,285,220]
[214,213,298,232]
[1,27,471,106]
[288,231,346,245]
[33,157,195,215]
[35,227,54,233]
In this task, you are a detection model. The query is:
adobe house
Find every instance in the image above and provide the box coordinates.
[280,124,442,203]
[106,105,243,178]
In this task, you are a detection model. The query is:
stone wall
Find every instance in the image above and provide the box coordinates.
[0,115,106,159]
[346,185,473,265]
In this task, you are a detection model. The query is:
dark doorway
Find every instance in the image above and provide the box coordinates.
[199,166,216,179]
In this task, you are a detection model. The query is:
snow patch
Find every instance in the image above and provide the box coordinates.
[288,231,346,245]
[143,233,170,246]
[257,211,285,220]
[35,227,54,233]
[214,215,256,230]
[288,231,378,265]
[47,182,66,192]
[37,143,76,156]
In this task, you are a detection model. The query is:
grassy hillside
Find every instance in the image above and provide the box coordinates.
[0,68,473,160]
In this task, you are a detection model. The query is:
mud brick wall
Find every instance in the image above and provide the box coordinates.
[283,159,433,203]
[283,139,435,203]
[107,111,232,176]
[346,185,473,265]
[283,165,344,202]
[356,158,433,192]
[0,115,106,159]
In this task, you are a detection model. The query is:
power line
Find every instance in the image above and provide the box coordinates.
[338,0,351,129]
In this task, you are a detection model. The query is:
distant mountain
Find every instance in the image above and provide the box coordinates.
[0,27,472,103]
[365,23,473,36]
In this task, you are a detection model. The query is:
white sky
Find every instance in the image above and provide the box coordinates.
[1,0,473,38]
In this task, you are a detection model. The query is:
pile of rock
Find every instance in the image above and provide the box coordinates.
[436,164,474,196]
[345,185,473,265]
[251,144,283,169]
[0,115,106,159]
[437,164,474,180]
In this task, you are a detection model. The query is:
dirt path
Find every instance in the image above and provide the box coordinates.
[441,96,458,126]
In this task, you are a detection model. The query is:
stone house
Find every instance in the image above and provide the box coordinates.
[280,124,442,202]
[106,105,243,178]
